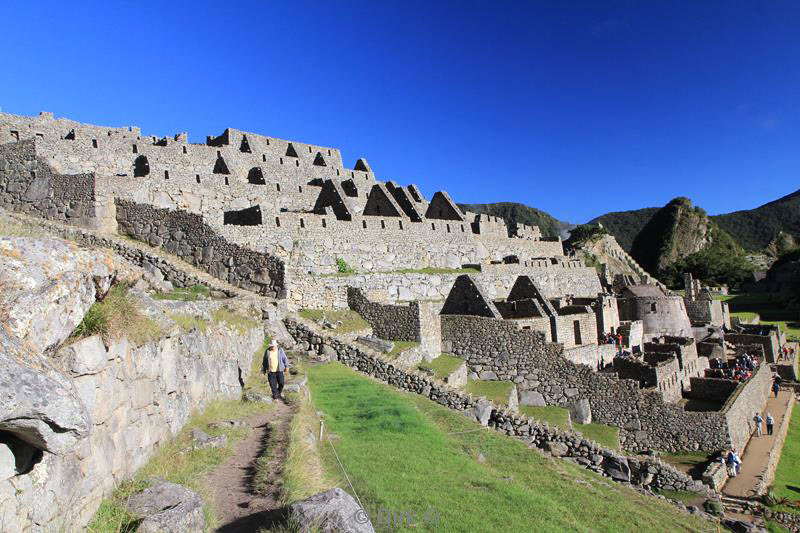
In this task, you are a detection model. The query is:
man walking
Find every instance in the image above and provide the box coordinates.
[262,339,290,401]
[766,413,775,436]
[753,412,763,436]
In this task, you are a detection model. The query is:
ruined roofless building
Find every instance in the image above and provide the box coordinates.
[0,111,569,284]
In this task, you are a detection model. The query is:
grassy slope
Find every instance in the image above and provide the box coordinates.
[418,354,464,380]
[308,363,713,533]
[519,406,620,451]
[771,407,800,507]
[457,202,568,239]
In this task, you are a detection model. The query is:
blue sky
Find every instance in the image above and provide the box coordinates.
[2,1,799,223]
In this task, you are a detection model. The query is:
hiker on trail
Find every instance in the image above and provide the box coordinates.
[753,412,763,436]
[261,339,290,401]
[772,380,781,398]
[766,413,775,436]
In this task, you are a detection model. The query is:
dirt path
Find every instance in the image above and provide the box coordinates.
[723,388,794,498]
[208,400,294,532]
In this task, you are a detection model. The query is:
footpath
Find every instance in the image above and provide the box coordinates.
[723,388,794,499]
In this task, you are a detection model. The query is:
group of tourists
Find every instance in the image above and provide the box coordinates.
[778,345,795,361]
[723,449,742,477]
[708,353,758,382]
[599,332,623,346]
[752,411,775,436]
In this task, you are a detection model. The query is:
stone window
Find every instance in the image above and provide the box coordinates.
[300,218,305,228]
[650,303,657,313]
[132,144,138,153]
[164,170,169,179]
[133,155,150,177]
[183,146,187,154]
[322,218,327,228]
[298,186,303,192]
[275,217,281,227]
[223,205,262,226]
[276,183,281,192]
[573,320,583,345]
[381,220,386,229]
[431,223,436,230]
[92,139,98,148]
[399,221,403,230]
[247,167,266,185]
[362,220,367,229]
[196,174,201,184]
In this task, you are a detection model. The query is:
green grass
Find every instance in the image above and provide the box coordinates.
[387,267,481,275]
[211,307,260,336]
[306,363,715,532]
[516,407,620,450]
[770,407,800,514]
[72,283,162,346]
[766,521,793,533]
[87,398,271,532]
[384,341,420,359]
[298,309,370,334]
[418,354,464,380]
[465,379,514,405]
[519,406,571,429]
[0,217,47,237]
[169,313,210,332]
[658,490,705,505]
[152,284,212,301]
[574,423,621,451]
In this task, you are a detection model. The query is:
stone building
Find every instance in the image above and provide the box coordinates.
[617,285,693,340]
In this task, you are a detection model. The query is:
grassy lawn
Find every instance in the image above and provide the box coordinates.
[152,284,212,301]
[418,354,464,380]
[519,406,570,429]
[298,309,371,334]
[307,363,715,532]
[465,379,514,405]
[575,423,621,451]
[385,341,420,359]
[517,406,620,450]
[770,407,800,512]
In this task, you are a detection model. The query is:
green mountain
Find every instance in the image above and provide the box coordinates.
[713,188,800,251]
[628,197,753,288]
[457,202,571,239]
[592,188,800,253]
[589,207,660,252]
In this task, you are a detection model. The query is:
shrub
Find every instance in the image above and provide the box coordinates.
[335,258,353,274]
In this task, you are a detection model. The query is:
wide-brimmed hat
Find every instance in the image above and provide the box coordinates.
[270,339,278,348]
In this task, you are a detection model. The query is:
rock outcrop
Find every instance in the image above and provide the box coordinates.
[0,237,127,354]
[125,481,205,533]
[288,487,375,533]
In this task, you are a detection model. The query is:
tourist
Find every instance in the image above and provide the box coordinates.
[726,450,740,477]
[766,413,774,436]
[261,339,290,401]
[753,412,763,436]
[773,380,781,398]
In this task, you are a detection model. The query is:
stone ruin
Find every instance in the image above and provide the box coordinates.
[0,110,781,514]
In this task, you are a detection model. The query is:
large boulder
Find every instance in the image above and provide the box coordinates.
[288,487,375,533]
[444,362,467,388]
[126,481,205,533]
[0,330,89,454]
[568,399,592,424]
[519,390,546,407]
[0,238,126,353]
[603,455,631,482]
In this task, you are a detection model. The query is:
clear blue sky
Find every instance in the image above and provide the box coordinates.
[2,1,799,223]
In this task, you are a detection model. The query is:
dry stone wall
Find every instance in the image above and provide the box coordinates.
[0,323,263,532]
[284,319,710,496]
[115,200,286,297]
[440,315,734,452]
[347,287,419,342]
[0,140,96,226]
